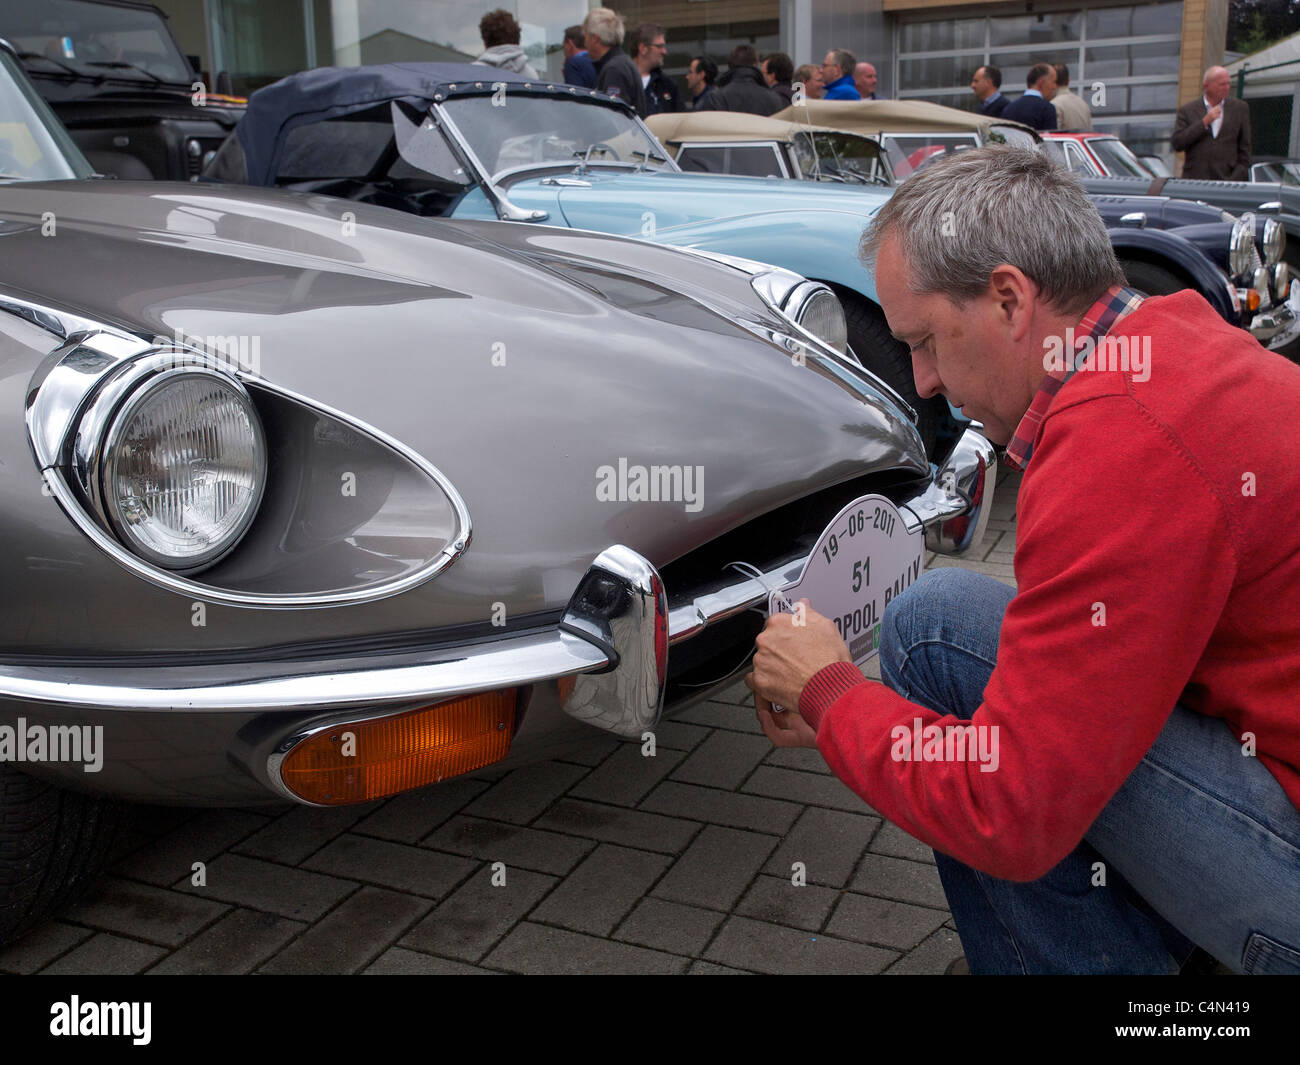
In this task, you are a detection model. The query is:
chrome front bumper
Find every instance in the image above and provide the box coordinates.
[0,428,995,799]
[1252,280,1300,351]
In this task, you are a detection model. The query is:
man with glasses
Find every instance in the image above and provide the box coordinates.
[634,23,681,115]
[821,50,861,100]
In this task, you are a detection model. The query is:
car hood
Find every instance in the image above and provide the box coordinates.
[0,181,926,655]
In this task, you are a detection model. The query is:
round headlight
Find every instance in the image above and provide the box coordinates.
[1262,218,1285,266]
[1253,265,1271,307]
[1229,220,1254,277]
[790,283,848,355]
[100,369,266,571]
[1273,262,1290,300]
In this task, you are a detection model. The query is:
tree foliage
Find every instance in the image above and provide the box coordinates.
[1227,0,1300,55]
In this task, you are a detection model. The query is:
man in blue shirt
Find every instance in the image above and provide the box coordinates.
[971,65,1007,117]
[1002,63,1058,130]
[562,24,596,88]
[820,50,861,100]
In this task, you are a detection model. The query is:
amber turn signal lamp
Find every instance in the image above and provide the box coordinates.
[1245,290,1261,311]
[279,689,517,805]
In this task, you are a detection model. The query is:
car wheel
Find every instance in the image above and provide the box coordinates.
[0,763,126,945]
[839,291,940,454]
[1117,258,1186,297]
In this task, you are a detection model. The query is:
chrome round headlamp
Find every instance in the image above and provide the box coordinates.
[97,367,266,571]
[788,282,849,355]
[1273,262,1290,301]
[1262,218,1285,266]
[1252,265,1271,307]
[1229,220,1254,278]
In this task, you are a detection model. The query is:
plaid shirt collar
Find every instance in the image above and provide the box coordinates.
[1003,284,1145,471]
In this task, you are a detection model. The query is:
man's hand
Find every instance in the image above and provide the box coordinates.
[745,600,852,714]
[1203,103,1223,127]
[755,692,819,748]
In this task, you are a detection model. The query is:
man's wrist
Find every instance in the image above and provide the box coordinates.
[798,660,868,731]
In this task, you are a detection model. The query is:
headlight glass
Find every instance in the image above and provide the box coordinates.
[793,285,849,355]
[1262,218,1285,266]
[1229,220,1254,277]
[101,369,266,570]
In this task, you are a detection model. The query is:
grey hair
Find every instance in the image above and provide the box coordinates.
[584,7,625,47]
[860,146,1123,316]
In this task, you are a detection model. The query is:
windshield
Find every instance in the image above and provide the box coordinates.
[1088,137,1152,178]
[440,95,674,181]
[0,49,94,179]
[1,0,192,86]
[882,134,978,180]
[792,131,891,186]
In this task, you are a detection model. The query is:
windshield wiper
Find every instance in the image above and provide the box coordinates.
[17,51,105,83]
[85,60,163,86]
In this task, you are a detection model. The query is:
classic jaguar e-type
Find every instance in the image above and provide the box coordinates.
[0,43,994,942]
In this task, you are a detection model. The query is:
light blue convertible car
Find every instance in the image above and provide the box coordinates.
[206,63,955,452]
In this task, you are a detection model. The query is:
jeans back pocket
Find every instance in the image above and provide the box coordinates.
[1243,931,1300,975]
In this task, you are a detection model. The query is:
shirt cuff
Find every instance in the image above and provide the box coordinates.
[798,661,869,732]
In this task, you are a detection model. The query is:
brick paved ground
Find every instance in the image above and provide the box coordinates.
[0,470,1022,976]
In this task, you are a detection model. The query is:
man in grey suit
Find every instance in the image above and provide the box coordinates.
[1171,66,1251,180]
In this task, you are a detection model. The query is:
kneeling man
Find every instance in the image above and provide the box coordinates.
[748,146,1300,974]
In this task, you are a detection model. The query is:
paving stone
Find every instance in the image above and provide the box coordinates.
[363,947,496,975]
[704,916,896,975]
[646,720,711,752]
[530,844,670,936]
[129,805,198,837]
[534,799,700,854]
[825,893,949,951]
[742,765,872,814]
[147,909,304,975]
[0,921,92,974]
[42,933,168,975]
[850,853,950,910]
[639,781,801,835]
[670,731,771,790]
[111,809,271,886]
[653,825,777,911]
[735,875,838,932]
[400,864,556,962]
[708,681,752,707]
[551,736,621,767]
[234,804,381,865]
[673,700,761,732]
[566,743,685,807]
[764,806,882,888]
[688,960,753,974]
[61,877,227,947]
[884,926,966,975]
[352,778,490,843]
[926,555,1016,587]
[303,833,476,899]
[762,747,832,775]
[614,897,724,958]
[422,815,594,875]
[463,762,590,825]
[173,853,357,921]
[260,887,433,975]
[868,821,937,864]
[483,922,687,974]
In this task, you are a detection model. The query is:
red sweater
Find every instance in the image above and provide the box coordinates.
[799,292,1300,881]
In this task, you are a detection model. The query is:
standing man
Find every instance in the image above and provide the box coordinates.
[747,145,1300,975]
[1051,64,1093,129]
[562,24,596,88]
[584,7,646,117]
[701,44,783,115]
[854,61,882,100]
[793,63,824,100]
[1172,66,1251,180]
[1001,63,1057,130]
[820,50,861,99]
[763,52,795,106]
[633,24,681,115]
[473,9,539,78]
[971,65,1006,116]
[685,56,717,110]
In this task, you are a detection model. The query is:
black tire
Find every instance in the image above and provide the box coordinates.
[0,763,126,945]
[1117,258,1186,297]
[838,290,940,454]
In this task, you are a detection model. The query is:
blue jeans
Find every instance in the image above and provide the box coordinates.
[878,568,1300,975]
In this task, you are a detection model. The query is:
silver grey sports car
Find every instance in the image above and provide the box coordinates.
[0,41,994,942]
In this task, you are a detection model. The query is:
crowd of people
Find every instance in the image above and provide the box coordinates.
[969,61,1094,131]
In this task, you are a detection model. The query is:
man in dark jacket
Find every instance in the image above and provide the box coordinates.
[562,25,596,88]
[1172,66,1251,180]
[971,65,1007,117]
[763,53,794,106]
[1001,63,1057,130]
[633,23,681,114]
[584,7,647,117]
[686,56,717,110]
[701,44,782,116]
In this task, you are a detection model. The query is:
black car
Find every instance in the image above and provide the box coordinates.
[0,0,242,180]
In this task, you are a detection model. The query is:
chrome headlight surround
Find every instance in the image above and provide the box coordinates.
[1229,220,1254,278]
[751,272,849,355]
[1272,262,1290,301]
[1262,218,1285,266]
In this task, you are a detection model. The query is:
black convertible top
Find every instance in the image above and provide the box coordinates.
[237,62,627,186]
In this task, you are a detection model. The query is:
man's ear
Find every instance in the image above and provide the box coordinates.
[986,264,1038,339]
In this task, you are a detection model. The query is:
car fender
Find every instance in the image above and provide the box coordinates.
[1107,227,1236,321]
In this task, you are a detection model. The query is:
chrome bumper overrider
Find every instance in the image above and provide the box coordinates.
[1252,281,1300,350]
[0,430,995,761]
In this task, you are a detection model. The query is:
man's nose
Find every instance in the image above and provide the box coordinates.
[911,350,943,399]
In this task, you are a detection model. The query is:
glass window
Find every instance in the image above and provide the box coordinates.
[0,49,94,179]
[899,54,986,92]
[989,11,1081,47]
[1088,136,1153,176]
[278,107,395,180]
[899,20,984,52]
[1085,42,1179,80]
[677,144,785,178]
[1127,83,1178,112]
[882,134,979,179]
[1131,1,1183,36]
